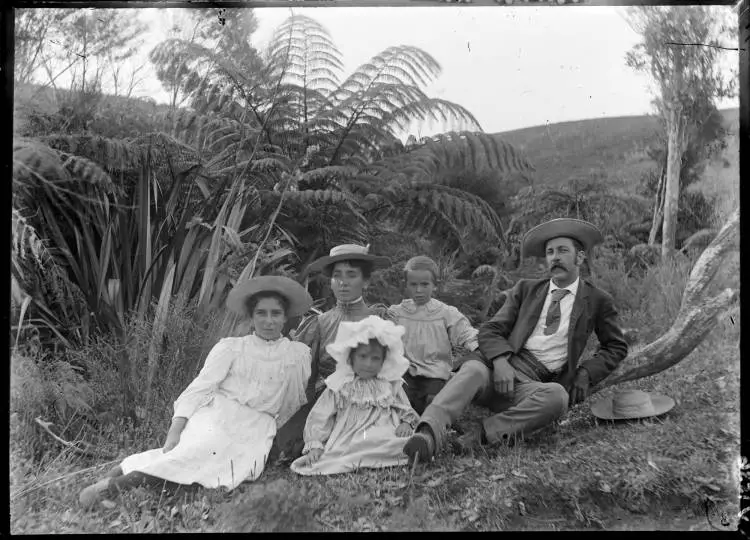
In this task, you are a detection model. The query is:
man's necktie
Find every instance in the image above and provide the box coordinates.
[544,289,570,335]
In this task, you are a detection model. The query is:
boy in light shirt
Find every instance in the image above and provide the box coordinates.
[390,256,479,414]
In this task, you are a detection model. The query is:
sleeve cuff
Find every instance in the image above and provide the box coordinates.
[172,404,194,420]
[173,394,213,420]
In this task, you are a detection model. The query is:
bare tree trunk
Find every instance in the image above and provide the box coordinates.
[591,207,738,394]
[661,113,685,258]
[648,167,665,245]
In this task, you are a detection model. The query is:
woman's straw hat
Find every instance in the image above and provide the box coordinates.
[306,244,390,276]
[226,276,313,318]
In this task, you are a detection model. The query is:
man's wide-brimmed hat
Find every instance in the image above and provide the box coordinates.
[590,389,675,421]
[325,316,409,386]
[521,218,604,259]
[226,276,313,318]
[306,244,391,276]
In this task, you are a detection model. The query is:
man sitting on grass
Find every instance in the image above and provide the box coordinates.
[403,218,629,462]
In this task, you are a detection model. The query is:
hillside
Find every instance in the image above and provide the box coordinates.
[13,83,173,139]
[492,108,739,194]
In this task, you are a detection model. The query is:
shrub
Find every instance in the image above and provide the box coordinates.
[70,299,221,438]
[10,341,96,462]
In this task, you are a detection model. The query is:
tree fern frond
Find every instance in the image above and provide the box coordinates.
[281,188,360,208]
[300,166,357,190]
[12,207,50,272]
[58,153,119,194]
[39,134,143,172]
[379,131,535,183]
[338,46,442,96]
[130,132,202,174]
[251,157,291,173]
[13,138,71,185]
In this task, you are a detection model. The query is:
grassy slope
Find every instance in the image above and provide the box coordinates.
[10,109,741,533]
[492,108,739,194]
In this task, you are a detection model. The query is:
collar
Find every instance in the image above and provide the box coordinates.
[249,333,285,346]
[399,298,441,314]
[335,296,367,313]
[325,367,403,393]
[549,276,580,297]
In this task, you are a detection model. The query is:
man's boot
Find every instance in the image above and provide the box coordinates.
[403,425,436,463]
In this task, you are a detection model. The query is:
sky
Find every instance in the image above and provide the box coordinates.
[131,6,738,137]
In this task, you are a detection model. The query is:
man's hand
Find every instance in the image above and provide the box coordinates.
[395,422,413,437]
[493,354,515,396]
[570,368,591,405]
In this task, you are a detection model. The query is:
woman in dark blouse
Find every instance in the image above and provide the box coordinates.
[271,244,396,461]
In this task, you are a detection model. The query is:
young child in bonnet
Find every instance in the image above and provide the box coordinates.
[390,256,479,414]
[290,316,419,475]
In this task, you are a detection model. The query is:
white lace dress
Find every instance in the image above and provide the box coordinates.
[119,334,311,490]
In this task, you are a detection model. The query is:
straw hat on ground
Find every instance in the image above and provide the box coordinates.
[306,244,390,276]
[590,389,675,421]
[521,218,604,259]
[226,276,313,318]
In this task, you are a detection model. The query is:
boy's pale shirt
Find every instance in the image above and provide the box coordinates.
[389,298,479,381]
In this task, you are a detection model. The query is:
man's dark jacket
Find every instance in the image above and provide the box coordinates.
[460,277,628,392]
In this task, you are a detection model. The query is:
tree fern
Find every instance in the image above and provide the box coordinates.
[507,182,650,247]
[155,14,481,171]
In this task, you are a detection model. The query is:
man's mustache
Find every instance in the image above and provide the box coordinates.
[551,263,566,271]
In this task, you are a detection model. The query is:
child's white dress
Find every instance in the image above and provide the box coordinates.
[119,334,311,490]
[290,315,419,476]
[290,377,419,476]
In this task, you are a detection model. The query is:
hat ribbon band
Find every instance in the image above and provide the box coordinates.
[612,402,655,416]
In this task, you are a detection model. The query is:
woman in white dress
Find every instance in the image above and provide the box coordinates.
[79,276,313,508]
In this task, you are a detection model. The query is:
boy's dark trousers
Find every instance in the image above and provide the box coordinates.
[402,372,448,415]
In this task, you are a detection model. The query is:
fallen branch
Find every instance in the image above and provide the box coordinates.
[591,207,739,394]
[34,416,116,459]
